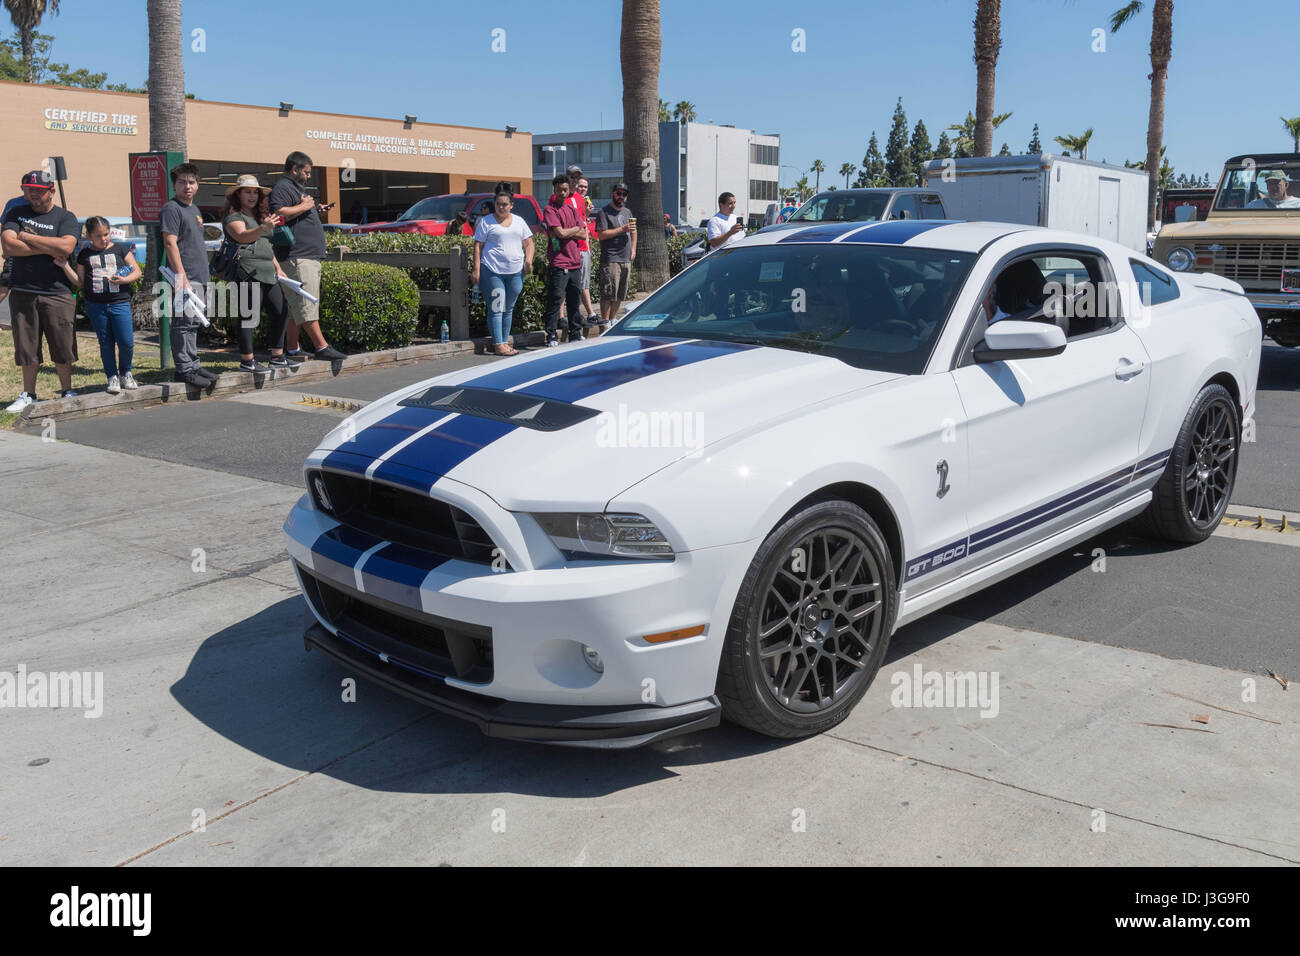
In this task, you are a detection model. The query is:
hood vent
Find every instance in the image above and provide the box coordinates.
[398,385,601,431]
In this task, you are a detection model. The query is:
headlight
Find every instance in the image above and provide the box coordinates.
[1165,246,1194,271]
[533,512,674,560]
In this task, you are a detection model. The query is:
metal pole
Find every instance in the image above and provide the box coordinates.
[155,224,172,370]
[56,177,67,209]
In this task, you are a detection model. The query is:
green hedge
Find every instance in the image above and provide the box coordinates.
[326,226,686,339]
[318,262,419,351]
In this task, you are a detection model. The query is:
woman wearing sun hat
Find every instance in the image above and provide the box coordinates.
[220,174,294,372]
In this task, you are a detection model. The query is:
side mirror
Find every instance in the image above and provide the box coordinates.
[974,319,1067,362]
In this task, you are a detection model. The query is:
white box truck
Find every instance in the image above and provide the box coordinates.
[920,154,1149,252]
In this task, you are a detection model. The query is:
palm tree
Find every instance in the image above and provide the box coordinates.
[622,1,668,290]
[810,159,825,191]
[948,111,1011,158]
[794,175,809,202]
[839,162,856,189]
[148,0,186,156]
[1054,128,1094,160]
[672,100,696,125]
[1283,116,1300,154]
[3,0,60,83]
[658,98,671,122]
[1112,0,1173,231]
[973,0,1002,157]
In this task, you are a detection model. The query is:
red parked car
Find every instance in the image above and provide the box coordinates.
[348,192,546,236]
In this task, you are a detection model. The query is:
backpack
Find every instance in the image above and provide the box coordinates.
[208,233,248,282]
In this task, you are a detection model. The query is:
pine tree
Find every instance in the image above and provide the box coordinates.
[998,142,1011,156]
[910,119,933,175]
[861,132,885,187]
[934,131,953,160]
[884,97,914,187]
[1027,123,1042,153]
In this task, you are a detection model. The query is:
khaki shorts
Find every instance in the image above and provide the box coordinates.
[600,261,631,301]
[10,291,77,366]
[282,257,321,325]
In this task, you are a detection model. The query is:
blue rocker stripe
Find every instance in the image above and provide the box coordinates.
[969,465,1134,549]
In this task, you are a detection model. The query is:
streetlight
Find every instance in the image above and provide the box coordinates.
[542,144,567,181]
[781,164,808,203]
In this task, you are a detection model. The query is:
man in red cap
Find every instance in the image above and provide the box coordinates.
[2,171,80,411]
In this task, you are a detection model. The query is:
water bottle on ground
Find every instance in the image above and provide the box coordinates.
[440,319,450,343]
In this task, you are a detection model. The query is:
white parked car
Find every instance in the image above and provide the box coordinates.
[284,219,1261,747]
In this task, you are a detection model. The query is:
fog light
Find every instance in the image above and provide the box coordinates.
[582,645,604,674]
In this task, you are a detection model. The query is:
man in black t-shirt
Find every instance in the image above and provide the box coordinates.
[2,171,79,411]
[160,162,216,386]
[268,152,344,361]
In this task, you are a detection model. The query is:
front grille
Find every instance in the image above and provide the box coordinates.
[299,566,493,683]
[1193,241,1300,286]
[310,469,500,564]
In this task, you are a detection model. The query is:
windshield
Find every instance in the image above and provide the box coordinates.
[398,196,470,222]
[1214,164,1300,210]
[608,244,976,375]
[787,192,890,223]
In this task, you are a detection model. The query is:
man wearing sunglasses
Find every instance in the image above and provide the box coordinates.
[595,182,636,324]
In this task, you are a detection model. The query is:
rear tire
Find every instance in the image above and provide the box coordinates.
[1134,384,1240,543]
[717,500,896,739]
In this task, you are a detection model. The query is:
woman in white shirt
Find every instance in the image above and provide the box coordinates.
[472,183,535,356]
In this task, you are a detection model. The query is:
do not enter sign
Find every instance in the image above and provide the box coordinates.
[129,151,180,224]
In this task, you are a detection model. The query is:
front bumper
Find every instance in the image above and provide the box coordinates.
[303,618,720,748]
[1247,292,1300,311]
[284,492,753,747]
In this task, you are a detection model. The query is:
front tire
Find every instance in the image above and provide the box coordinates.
[1135,383,1240,543]
[717,500,897,739]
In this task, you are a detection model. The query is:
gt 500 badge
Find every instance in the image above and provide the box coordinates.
[905,541,967,579]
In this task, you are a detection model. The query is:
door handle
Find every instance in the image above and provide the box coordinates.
[1114,358,1145,380]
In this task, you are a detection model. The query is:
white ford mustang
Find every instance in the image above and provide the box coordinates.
[284,220,1261,747]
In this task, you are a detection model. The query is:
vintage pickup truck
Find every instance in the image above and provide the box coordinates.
[1153,153,1300,348]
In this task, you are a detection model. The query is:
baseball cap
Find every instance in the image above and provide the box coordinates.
[1264,169,1292,182]
[612,182,628,192]
[21,170,54,190]
[566,164,583,177]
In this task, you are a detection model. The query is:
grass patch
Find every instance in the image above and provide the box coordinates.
[0,327,244,428]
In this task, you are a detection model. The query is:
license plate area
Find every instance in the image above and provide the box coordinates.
[1283,268,1300,293]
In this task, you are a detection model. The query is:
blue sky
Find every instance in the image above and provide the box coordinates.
[26,0,1296,189]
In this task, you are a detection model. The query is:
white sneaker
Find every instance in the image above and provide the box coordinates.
[5,392,34,413]
[106,376,121,395]
[121,372,138,390]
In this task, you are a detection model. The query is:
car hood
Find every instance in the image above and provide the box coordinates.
[312,336,901,510]
[1157,216,1300,242]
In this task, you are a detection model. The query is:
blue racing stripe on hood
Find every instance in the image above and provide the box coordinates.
[373,337,753,483]
[456,336,644,391]
[517,338,754,403]
[322,406,453,474]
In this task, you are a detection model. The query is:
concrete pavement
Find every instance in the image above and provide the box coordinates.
[0,430,1295,866]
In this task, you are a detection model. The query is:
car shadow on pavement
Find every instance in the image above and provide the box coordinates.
[1260,341,1300,392]
[171,596,794,799]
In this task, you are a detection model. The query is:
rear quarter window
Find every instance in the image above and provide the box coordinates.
[1130,259,1180,306]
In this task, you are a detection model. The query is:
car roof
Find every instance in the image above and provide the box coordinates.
[733,220,1140,257]
[1223,153,1300,166]
[805,187,936,196]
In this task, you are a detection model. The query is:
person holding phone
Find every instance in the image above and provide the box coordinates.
[59,216,141,394]
[269,152,345,361]
[707,192,745,250]
[221,174,295,373]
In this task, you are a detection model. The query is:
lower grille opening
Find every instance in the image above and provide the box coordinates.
[300,566,493,684]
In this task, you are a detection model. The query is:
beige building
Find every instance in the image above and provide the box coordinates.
[0,80,533,224]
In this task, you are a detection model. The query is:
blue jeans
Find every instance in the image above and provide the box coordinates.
[85,299,134,378]
[481,268,524,345]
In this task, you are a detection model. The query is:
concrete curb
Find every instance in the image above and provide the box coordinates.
[16,340,476,426]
